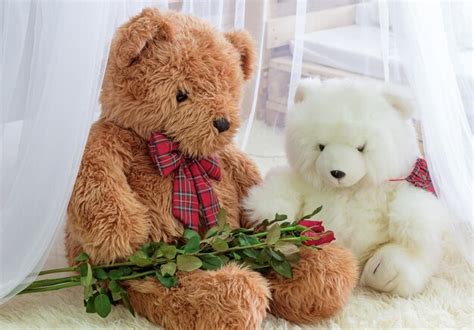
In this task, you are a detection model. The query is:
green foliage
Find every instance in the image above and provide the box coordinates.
[266,223,281,245]
[20,207,332,320]
[75,252,89,263]
[161,262,177,276]
[211,237,229,251]
[199,254,224,270]
[160,245,177,260]
[156,272,177,288]
[177,255,202,271]
[128,250,152,266]
[94,293,112,318]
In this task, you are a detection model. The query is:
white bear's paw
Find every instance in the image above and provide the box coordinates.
[360,244,428,297]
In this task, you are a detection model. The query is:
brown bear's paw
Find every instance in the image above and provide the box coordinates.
[267,245,358,324]
[125,263,270,330]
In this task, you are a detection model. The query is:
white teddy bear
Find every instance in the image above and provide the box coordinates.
[244,78,448,296]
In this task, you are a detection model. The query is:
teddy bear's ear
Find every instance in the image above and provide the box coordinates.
[294,78,321,103]
[381,87,415,119]
[113,8,173,69]
[224,31,256,81]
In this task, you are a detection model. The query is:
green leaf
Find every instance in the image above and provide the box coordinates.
[107,269,124,280]
[246,235,260,245]
[160,245,177,260]
[84,285,93,300]
[299,206,323,220]
[230,227,253,235]
[238,234,259,246]
[79,263,88,277]
[93,268,108,280]
[94,293,112,318]
[121,292,135,316]
[232,252,241,260]
[109,280,122,293]
[176,255,202,272]
[80,263,93,287]
[118,266,132,276]
[238,236,250,247]
[184,229,200,240]
[199,254,224,270]
[273,213,288,221]
[183,236,201,254]
[211,238,229,251]
[269,249,285,261]
[217,208,227,230]
[140,243,152,256]
[152,248,164,259]
[243,261,271,270]
[275,241,299,256]
[85,297,96,313]
[156,272,178,288]
[205,226,219,238]
[256,248,271,264]
[266,224,281,245]
[75,252,90,263]
[218,255,230,264]
[109,280,123,302]
[275,242,300,263]
[222,223,232,236]
[128,250,153,266]
[242,248,258,260]
[161,262,177,276]
[270,259,293,279]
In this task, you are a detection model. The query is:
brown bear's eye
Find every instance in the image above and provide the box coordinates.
[176,90,188,103]
[357,144,366,152]
[318,144,325,151]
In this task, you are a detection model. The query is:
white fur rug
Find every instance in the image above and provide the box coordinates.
[1,120,473,328]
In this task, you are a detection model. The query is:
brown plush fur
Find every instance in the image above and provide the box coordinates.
[66,8,357,329]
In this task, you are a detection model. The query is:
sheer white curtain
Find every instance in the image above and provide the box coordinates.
[389,0,473,263]
[1,0,472,303]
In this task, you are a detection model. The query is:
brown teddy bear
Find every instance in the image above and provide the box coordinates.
[65,8,357,329]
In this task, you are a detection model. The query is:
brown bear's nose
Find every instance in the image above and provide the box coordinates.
[331,170,346,179]
[213,118,230,133]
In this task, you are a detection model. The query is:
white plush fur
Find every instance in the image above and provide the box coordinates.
[244,79,449,296]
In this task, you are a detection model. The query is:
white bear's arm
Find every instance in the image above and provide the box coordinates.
[388,184,448,266]
[361,184,449,296]
[243,166,306,226]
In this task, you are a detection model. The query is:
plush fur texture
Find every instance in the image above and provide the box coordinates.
[66,10,357,329]
[244,79,449,297]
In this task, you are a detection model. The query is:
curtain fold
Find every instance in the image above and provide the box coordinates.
[389,0,473,264]
[1,0,125,302]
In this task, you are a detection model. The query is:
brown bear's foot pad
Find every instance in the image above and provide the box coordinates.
[125,264,270,330]
[267,245,358,324]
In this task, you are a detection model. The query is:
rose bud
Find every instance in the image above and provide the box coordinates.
[303,230,335,246]
[298,220,324,233]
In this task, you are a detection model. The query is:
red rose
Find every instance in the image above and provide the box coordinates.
[298,219,335,246]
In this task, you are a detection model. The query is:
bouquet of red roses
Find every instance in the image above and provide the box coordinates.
[20,207,334,318]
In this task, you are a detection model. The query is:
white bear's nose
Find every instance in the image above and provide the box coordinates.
[331,170,346,179]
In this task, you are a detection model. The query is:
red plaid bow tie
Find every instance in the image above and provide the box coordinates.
[148,133,221,231]
[390,158,436,195]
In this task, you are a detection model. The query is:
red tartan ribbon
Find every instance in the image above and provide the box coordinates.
[390,158,436,195]
[148,133,221,231]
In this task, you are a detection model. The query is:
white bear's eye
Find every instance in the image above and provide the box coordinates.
[357,144,366,152]
[318,144,325,152]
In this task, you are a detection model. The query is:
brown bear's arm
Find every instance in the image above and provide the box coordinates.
[67,121,150,264]
[220,144,262,228]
